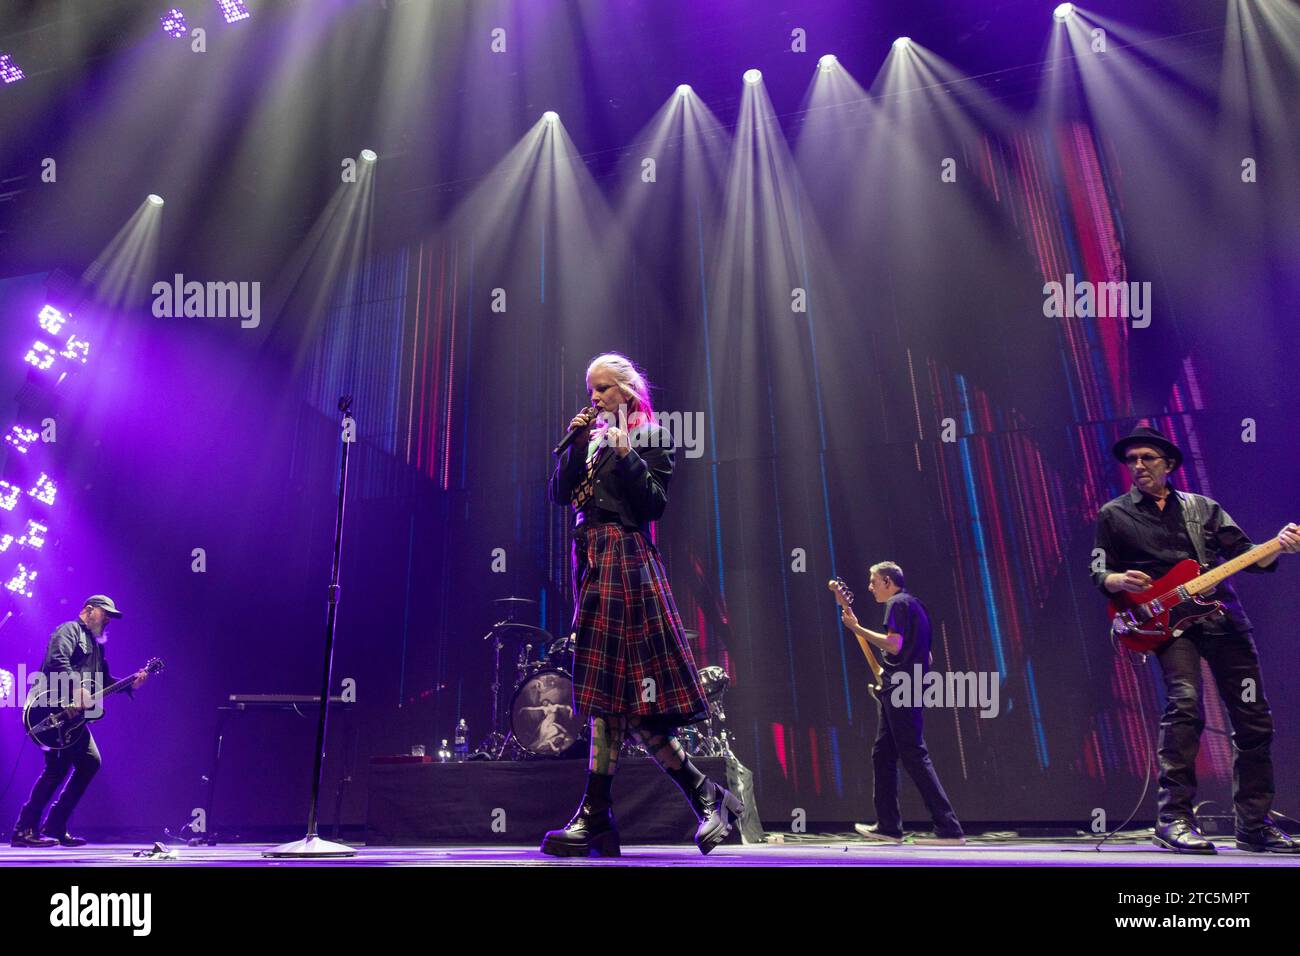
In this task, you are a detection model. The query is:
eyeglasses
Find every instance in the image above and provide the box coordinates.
[1124,454,1167,466]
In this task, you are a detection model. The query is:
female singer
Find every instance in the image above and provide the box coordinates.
[544,352,743,857]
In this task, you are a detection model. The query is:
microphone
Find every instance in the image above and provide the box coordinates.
[553,405,598,457]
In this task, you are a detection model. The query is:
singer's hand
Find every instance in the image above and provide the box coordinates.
[568,408,597,431]
[603,426,632,457]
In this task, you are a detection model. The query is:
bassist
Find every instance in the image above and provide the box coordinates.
[1093,426,1300,854]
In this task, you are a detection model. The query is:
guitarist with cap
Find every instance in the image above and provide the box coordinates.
[1093,425,1300,854]
[10,595,146,848]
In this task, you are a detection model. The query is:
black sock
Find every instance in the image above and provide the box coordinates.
[664,756,707,797]
[584,771,614,810]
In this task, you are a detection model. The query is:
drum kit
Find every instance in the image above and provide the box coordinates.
[480,597,734,761]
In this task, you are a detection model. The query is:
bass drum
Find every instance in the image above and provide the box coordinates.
[510,666,584,757]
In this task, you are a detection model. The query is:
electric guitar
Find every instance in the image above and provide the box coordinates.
[1108,535,1287,652]
[23,658,164,751]
[828,578,884,692]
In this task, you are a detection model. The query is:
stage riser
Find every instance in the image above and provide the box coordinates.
[366,756,761,845]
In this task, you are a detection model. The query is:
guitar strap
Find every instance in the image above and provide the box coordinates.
[1178,491,1211,568]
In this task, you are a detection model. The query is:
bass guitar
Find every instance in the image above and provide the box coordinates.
[828,578,884,692]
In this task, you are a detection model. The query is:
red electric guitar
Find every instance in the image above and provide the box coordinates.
[1108,535,1288,652]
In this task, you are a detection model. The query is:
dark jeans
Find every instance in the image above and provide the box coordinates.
[15,730,101,835]
[1154,629,1273,831]
[873,696,962,837]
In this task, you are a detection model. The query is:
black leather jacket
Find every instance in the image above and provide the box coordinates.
[40,621,127,699]
[549,425,675,534]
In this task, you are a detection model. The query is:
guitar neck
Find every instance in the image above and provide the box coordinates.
[100,676,136,699]
[1186,538,1281,595]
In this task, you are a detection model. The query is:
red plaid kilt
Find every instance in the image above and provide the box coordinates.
[568,521,709,728]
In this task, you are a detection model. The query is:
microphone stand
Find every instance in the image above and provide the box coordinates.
[264,396,358,858]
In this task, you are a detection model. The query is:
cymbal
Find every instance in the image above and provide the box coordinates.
[484,622,553,642]
[494,596,537,606]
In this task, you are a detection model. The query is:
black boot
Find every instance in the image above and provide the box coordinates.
[663,757,743,856]
[541,772,621,858]
[685,777,744,855]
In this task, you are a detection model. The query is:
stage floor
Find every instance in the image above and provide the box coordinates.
[3,839,1298,867]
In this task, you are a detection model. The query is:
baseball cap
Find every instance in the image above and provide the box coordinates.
[84,595,124,619]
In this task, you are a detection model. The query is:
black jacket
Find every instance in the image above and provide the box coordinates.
[40,620,127,698]
[549,425,675,533]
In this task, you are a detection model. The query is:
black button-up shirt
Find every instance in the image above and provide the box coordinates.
[1091,483,1275,634]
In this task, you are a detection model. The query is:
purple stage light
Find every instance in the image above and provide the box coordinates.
[217,0,251,24]
[18,520,47,549]
[0,54,23,84]
[23,342,57,371]
[5,426,39,454]
[59,334,90,364]
[5,564,37,599]
[0,535,12,552]
[0,482,18,512]
[38,304,68,335]
[27,474,56,507]
[161,8,188,39]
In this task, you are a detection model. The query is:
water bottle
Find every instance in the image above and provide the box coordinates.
[454,718,469,760]
[437,739,452,763]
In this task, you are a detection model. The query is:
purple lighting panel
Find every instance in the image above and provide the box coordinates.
[60,334,90,364]
[38,305,67,334]
[0,54,23,84]
[27,474,57,507]
[18,520,47,549]
[23,342,57,371]
[5,426,39,454]
[6,564,37,599]
[161,8,189,39]
[0,482,20,512]
[217,0,251,24]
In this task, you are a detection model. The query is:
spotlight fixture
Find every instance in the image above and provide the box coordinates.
[1053,3,1075,20]
[147,194,165,207]
[743,69,762,85]
[818,54,838,72]
[676,84,692,97]
[542,111,558,123]
[360,149,377,163]
[893,37,912,51]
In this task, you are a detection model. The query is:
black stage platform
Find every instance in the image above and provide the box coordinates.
[365,755,762,846]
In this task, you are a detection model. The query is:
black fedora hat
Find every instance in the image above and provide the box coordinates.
[1112,425,1183,470]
